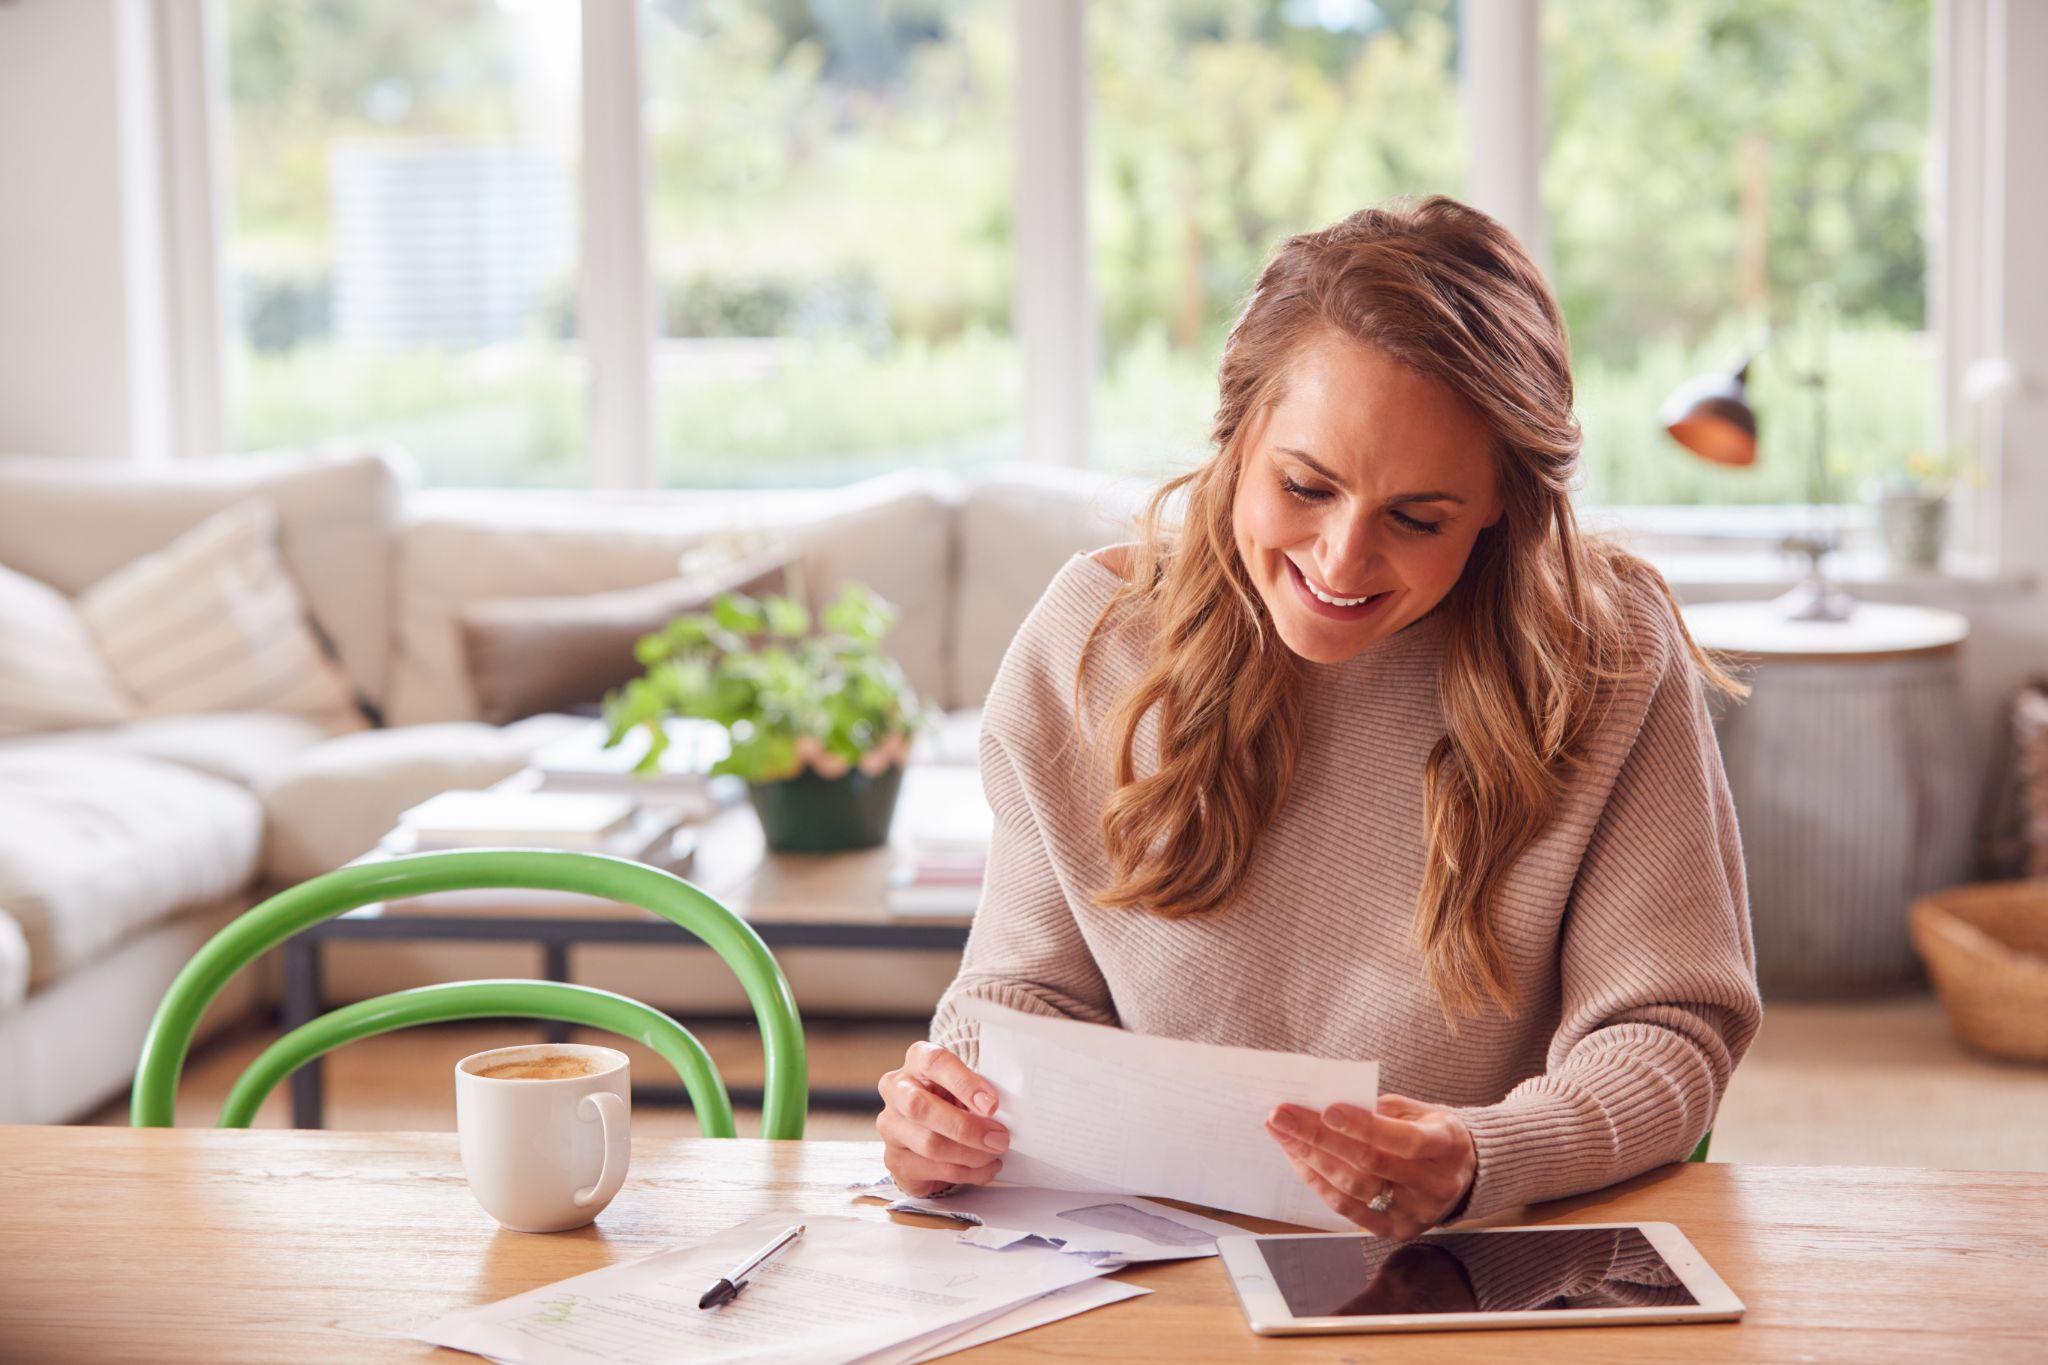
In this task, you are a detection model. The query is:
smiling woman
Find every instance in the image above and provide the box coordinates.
[876,196,1764,1242]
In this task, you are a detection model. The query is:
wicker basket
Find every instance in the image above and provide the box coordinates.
[1909,880,2048,1063]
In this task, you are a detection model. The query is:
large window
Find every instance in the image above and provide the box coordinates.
[205,0,1946,510]
[1547,0,1936,505]
[221,0,583,486]
[1089,0,1466,474]
[646,0,1018,486]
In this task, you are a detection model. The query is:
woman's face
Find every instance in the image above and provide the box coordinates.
[1232,333,1504,664]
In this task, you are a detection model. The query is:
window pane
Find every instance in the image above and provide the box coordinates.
[1547,0,1935,505]
[647,1,1016,487]
[1090,0,1466,474]
[222,1,583,486]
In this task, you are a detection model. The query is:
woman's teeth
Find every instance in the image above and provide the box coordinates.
[1304,578,1376,607]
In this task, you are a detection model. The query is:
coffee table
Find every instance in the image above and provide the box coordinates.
[280,793,973,1127]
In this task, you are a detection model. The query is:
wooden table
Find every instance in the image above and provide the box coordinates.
[4,1128,2044,1362]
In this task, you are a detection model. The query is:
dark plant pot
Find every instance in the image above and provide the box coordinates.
[747,764,905,854]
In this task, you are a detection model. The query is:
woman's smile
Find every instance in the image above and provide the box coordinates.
[1285,556,1393,620]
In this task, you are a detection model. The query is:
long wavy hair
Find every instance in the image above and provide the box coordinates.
[1081,196,1742,1021]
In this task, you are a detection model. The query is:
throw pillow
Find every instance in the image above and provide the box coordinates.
[75,498,364,728]
[459,556,790,726]
[0,562,133,737]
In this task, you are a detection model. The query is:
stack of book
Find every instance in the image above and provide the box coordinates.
[383,788,695,873]
[885,765,994,919]
[526,718,735,820]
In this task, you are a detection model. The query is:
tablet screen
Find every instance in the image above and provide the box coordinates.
[1256,1227,1696,1319]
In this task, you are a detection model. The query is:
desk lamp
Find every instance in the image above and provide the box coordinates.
[1659,323,1853,623]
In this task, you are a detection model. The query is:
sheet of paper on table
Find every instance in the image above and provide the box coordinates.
[868,1278,1149,1365]
[417,1213,1108,1365]
[882,1183,1249,1264]
[962,998,1379,1231]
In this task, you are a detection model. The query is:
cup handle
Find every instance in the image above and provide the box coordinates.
[573,1091,630,1208]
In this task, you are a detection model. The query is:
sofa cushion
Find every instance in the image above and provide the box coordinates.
[951,466,1148,707]
[388,471,958,723]
[0,560,132,738]
[256,714,588,884]
[0,751,262,988]
[459,553,791,726]
[9,712,338,790]
[76,499,365,730]
[0,446,410,714]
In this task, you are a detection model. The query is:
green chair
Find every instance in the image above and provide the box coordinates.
[131,849,807,1137]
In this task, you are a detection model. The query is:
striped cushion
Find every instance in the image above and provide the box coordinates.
[75,499,362,727]
[0,562,133,737]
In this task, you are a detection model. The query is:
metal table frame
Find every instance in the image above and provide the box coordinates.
[280,911,970,1128]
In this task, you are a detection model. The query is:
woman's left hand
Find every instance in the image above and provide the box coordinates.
[1265,1094,1477,1241]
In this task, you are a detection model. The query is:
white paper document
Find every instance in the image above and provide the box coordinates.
[417,1213,1106,1365]
[884,1183,1247,1264]
[869,1278,1150,1365]
[963,998,1379,1231]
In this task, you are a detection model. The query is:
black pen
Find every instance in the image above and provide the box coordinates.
[697,1223,806,1310]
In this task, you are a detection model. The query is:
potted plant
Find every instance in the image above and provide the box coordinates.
[1871,445,1972,571]
[602,582,923,853]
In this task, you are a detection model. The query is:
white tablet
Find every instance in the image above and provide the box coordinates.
[1218,1222,1743,1336]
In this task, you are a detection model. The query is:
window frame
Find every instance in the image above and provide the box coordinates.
[168,0,2003,568]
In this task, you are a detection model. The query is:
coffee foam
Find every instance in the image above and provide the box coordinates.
[475,1054,601,1081]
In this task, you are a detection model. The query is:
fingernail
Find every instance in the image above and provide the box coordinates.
[984,1129,1010,1154]
[1270,1109,1300,1135]
[1325,1107,1350,1133]
[973,1091,997,1115]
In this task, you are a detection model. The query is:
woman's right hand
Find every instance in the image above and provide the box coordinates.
[876,1041,1010,1196]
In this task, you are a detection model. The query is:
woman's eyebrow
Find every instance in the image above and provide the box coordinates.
[1272,446,1467,505]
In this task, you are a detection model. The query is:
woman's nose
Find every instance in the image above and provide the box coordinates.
[1318,517,1382,592]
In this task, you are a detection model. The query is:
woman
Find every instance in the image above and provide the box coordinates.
[876,196,1762,1239]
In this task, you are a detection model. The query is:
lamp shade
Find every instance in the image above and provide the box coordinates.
[1659,365,1758,468]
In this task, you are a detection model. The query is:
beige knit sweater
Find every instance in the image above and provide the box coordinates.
[931,552,1762,1223]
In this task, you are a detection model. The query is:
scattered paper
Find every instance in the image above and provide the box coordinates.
[885,1184,1247,1265]
[873,1278,1150,1365]
[418,1213,1107,1365]
[962,998,1379,1231]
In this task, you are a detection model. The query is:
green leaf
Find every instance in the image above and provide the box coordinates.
[820,582,896,644]
[763,594,811,637]
[711,592,767,636]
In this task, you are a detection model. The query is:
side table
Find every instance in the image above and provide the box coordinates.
[1683,600,1975,995]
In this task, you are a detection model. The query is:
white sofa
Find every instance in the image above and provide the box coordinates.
[0,448,1146,1124]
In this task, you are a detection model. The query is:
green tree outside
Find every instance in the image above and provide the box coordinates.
[222,0,1934,503]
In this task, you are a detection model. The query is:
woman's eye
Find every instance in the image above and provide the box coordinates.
[1391,509,1444,536]
[1280,475,1333,504]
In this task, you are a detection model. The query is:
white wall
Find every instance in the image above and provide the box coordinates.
[0,0,169,460]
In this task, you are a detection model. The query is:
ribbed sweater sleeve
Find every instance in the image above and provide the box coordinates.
[1450,606,1762,1221]
[928,727,1117,1069]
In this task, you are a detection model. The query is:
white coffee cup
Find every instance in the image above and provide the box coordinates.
[455,1042,631,1233]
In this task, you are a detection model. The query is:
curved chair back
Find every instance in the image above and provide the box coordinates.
[132,850,806,1137]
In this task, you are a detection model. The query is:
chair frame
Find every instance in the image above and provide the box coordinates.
[131,849,807,1137]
